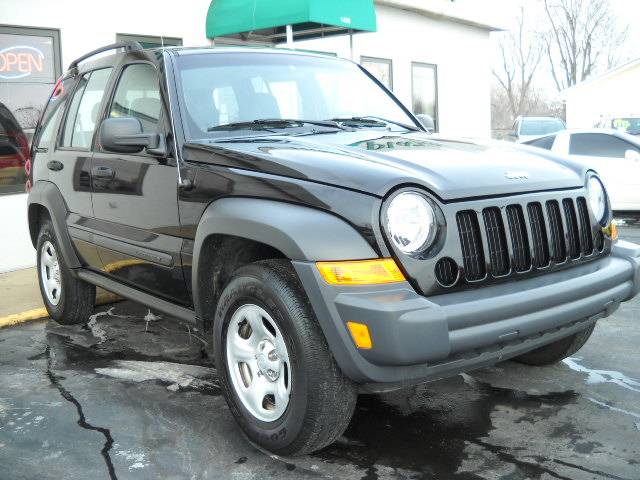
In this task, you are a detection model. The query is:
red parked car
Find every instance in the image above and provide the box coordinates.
[0,102,30,194]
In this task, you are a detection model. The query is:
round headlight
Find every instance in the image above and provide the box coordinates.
[586,175,607,224]
[385,192,436,253]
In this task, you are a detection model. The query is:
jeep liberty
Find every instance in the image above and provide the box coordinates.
[28,42,640,455]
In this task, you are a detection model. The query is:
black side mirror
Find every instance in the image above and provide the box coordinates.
[415,114,435,133]
[99,117,166,156]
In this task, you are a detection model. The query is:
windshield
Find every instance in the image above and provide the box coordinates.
[520,118,565,136]
[175,52,417,139]
[611,117,640,135]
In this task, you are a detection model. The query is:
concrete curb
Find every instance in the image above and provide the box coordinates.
[0,291,121,329]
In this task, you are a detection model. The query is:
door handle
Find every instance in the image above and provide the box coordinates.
[92,166,115,179]
[46,160,63,171]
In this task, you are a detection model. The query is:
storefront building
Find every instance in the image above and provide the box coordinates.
[0,0,499,272]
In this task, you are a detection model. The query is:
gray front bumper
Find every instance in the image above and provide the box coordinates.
[293,241,640,388]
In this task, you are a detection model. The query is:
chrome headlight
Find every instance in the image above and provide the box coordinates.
[586,174,607,225]
[385,192,436,254]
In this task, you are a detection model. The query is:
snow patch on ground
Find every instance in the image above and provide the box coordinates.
[563,357,640,393]
[86,307,135,344]
[95,360,218,391]
[116,449,149,471]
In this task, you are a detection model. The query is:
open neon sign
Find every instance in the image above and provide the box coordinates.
[0,45,45,80]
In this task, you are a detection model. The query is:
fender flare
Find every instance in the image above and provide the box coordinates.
[191,197,377,324]
[27,181,82,269]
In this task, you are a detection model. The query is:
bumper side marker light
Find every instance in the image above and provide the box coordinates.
[346,321,373,349]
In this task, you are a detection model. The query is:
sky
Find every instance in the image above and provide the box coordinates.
[469,0,640,96]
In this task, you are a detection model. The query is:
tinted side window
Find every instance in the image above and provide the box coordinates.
[61,68,112,149]
[527,135,556,150]
[569,133,640,158]
[109,64,161,133]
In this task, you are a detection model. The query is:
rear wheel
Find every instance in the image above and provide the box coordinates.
[213,259,357,455]
[36,218,95,325]
[515,324,596,366]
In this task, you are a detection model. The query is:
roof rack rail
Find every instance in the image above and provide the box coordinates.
[68,41,144,71]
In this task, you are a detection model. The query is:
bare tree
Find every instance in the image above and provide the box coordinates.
[543,0,628,91]
[492,6,543,123]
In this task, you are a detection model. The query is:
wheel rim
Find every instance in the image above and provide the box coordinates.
[225,304,292,422]
[40,241,62,306]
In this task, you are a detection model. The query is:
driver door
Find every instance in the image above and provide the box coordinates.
[90,61,188,304]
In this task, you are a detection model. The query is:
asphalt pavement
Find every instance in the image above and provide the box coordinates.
[0,220,639,480]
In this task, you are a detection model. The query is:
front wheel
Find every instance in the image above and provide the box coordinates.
[213,259,357,456]
[514,324,596,366]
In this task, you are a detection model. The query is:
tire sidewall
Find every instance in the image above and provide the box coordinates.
[214,273,310,452]
[36,222,66,320]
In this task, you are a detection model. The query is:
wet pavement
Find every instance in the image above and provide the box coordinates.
[1,221,639,480]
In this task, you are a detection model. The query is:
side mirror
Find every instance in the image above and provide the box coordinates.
[415,114,435,133]
[99,117,166,156]
[625,149,640,161]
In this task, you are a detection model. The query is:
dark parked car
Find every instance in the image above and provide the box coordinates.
[28,43,640,455]
[0,102,30,194]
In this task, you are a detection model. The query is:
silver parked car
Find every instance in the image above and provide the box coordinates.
[524,129,640,211]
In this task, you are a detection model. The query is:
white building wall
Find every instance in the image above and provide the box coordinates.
[565,64,640,128]
[293,5,492,138]
[0,1,492,272]
[2,0,213,69]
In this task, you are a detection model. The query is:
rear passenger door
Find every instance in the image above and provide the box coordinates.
[90,62,187,304]
[40,68,113,269]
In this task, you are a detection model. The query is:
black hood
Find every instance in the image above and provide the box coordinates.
[183,131,587,200]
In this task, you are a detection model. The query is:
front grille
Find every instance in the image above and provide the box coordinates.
[454,196,599,284]
[482,208,509,276]
[456,210,486,281]
[506,205,531,272]
[527,202,550,268]
[546,200,566,262]
[576,197,593,255]
[563,199,581,259]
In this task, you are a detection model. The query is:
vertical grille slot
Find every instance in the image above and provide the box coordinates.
[563,199,581,259]
[527,202,550,268]
[576,197,593,255]
[546,200,566,262]
[456,210,486,281]
[506,205,531,272]
[482,207,509,276]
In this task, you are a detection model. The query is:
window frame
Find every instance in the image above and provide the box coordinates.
[360,56,393,91]
[57,67,114,152]
[116,33,182,48]
[99,60,166,157]
[411,62,439,132]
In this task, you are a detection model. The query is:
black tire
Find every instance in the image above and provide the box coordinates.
[36,218,95,325]
[514,324,596,366]
[213,259,357,456]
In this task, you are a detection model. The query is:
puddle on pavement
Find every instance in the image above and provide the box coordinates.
[40,302,219,396]
[36,301,603,479]
[314,375,579,479]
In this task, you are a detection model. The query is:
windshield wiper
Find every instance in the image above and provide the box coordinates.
[207,118,349,132]
[327,116,420,132]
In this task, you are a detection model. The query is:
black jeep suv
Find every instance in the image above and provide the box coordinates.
[28,42,640,455]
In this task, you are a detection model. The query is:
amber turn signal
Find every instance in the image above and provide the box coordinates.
[316,258,405,285]
[602,222,618,241]
[346,321,373,349]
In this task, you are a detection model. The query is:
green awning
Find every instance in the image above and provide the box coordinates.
[206,0,377,42]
